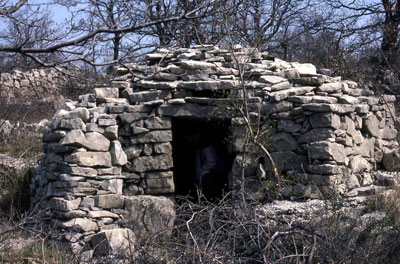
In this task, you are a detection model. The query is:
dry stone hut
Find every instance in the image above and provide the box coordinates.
[30,45,399,254]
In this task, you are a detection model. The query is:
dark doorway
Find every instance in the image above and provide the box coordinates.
[171,118,234,201]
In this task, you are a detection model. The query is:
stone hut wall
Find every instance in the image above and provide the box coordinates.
[29,45,398,253]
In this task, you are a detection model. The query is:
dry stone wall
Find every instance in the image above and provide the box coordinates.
[0,68,70,105]
[29,45,398,255]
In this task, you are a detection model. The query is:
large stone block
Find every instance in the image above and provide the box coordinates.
[62,107,90,122]
[43,129,66,143]
[309,113,340,129]
[60,130,110,151]
[65,152,112,167]
[94,87,119,100]
[293,63,317,75]
[130,131,172,144]
[265,151,308,172]
[308,164,343,175]
[153,142,172,154]
[277,119,302,133]
[130,154,173,173]
[62,166,97,177]
[127,90,161,103]
[258,75,286,84]
[110,140,128,166]
[145,177,175,194]
[271,132,298,152]
[136,80,180,89]
[261,101,293,114]
[144,116,171,129]
[350,155,371,173]
[308,141,346,163]
[383,147,400,171]
[123,196,175,237]
[317,82,343,93]
[119,112,148,123]
[95,194,124,209]
[125,145,142,159]
[363,114,380,138]
[90,228,135,257]
[49,197,81,211]
[57,118,86,131]
[176,80,238,90]
[55,218,98,232]
[158,103,236,119]
[270,86,315,102]
[180,60,215,70]
[298,128,335,143]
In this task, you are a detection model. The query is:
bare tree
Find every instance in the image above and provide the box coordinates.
[0,0,223,67]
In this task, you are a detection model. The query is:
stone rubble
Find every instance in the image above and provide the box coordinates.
[29,45,399,256]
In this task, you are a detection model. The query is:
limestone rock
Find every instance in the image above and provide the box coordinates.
[265,151,308,172]
[56,218,98,232]
[158,103,236,119]
[43,130,66,143]
[381,127,397,140]
[94,88,119,100]
[350,155,371,173]
[100,179,123,195]
[382,148,400,171]
[262,101,293,114]
[87,210,119,219]
[130,131,172,144]
[130,154,173,173]
[136,80,180,90]
[127,90,161,103]
[90,228,135,256]
[65,152,112,167]
[153,142,172,154]
[177,80,238,90]
[123,196,175,237]
[95,194,124,209]
[309,141,346,163]
[277,119,302,133]
[272,132,298,151]
[144,116,171,129]
[60,130,110,151]
[363,115,380,138]
[119,112,147,123]
[309,113,340,129]
[180,60,215,70]
[258,75,286,85]
[104,125,118,140]
[339,95,359,105]
[145,171,175,194]
[63,107,90,122]
[49,198,81,211]
[125,145,142,159]
[308,164,343,175]
[270,87,315,102]
[293,63,317,75]
[298,128,335,143]
[64,166,97,177]
[317,82,343,93]
[110,141,127,166]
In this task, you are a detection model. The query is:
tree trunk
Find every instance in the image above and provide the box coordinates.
[381,0,400,66]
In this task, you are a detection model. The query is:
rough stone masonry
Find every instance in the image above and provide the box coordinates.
[29,45,399,255]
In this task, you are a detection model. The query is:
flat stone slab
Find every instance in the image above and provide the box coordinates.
[65,152,112,167]
[177,80,238,90]
[130,154,173,173]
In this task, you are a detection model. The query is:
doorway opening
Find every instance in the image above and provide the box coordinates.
[171,118,234,201]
